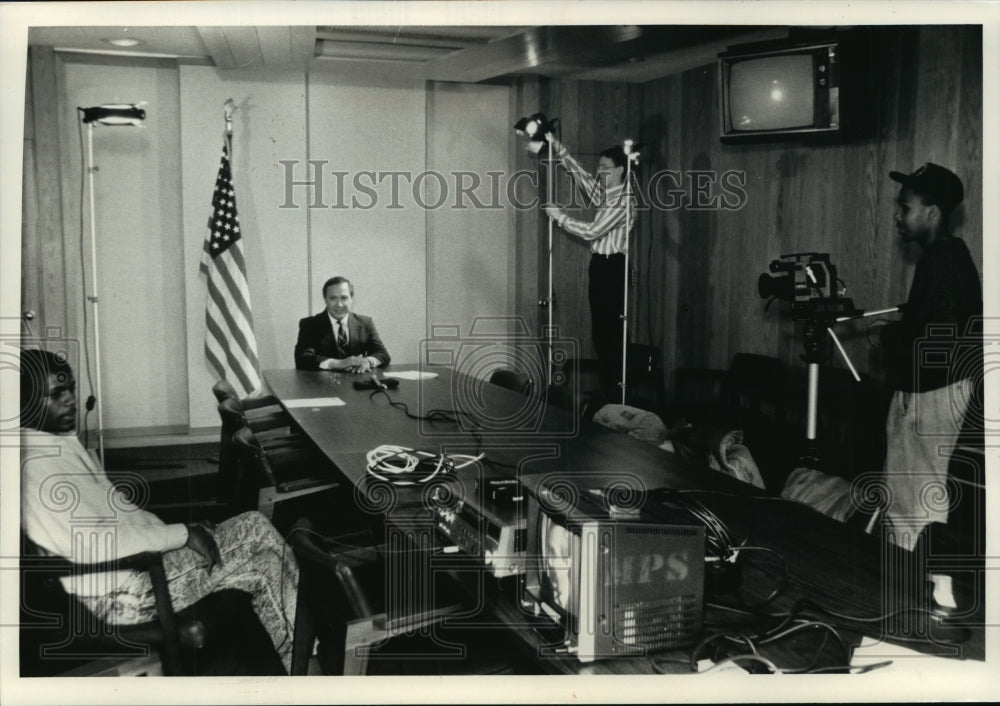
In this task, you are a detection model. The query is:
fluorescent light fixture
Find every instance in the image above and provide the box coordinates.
[103,37,143,48]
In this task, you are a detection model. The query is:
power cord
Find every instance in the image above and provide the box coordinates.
[365,444,484,487]
[676,617,858,675]
[692,593,964,675]
[365,387,476,426]
[656,491,790,609]
[363,386,487,452]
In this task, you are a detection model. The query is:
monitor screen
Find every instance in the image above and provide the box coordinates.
[539,512,580,617]
[728,54,815,131]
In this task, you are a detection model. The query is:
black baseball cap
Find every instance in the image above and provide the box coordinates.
[889,162,964,213]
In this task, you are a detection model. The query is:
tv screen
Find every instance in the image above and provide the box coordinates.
[728,54,815,131]
[539,513,580,617]
[719,39,850,142]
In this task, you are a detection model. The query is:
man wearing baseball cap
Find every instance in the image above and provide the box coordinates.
[880,162,982,551]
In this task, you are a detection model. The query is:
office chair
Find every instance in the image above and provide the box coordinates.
[212,378,301,440]
[216,398,322,512]
[211,378,280,412]
[19,534,272,676]
[286,518,462,676]
[488,369,533,396]
[230,426,340,521]
[722,353,788,426]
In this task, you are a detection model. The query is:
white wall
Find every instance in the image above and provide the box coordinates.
[306,73,428,365]
[61,61,188,432]
[180,66,309,431]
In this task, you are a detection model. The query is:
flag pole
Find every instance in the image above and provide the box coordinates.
[224,98,235,162]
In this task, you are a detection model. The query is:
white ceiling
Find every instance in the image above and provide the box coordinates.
[30,26,215,61]
[28,24,791,83]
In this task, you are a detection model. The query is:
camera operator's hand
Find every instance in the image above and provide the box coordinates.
[186,523,221,572]
[544,205,564,222]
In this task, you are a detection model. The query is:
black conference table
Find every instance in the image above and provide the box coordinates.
[262,366,985,675]
[263,365,744,497]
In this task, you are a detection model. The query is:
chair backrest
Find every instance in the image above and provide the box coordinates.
[286,518,376,619]
[489,369,532,396]
[218,398,250,436]
[212,379,244,409]
[216,399,254,510]
[232,426,277,487]
[723,353,787,422]
[19,530,186,676]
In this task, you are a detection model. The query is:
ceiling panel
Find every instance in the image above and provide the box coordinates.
[197,26,316,69]
[29,26,211,59]
[28,24,789,82]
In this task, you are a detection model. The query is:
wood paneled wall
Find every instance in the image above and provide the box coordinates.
[22,46,70,346]
[516,25,983,398]
[513,76,644,361]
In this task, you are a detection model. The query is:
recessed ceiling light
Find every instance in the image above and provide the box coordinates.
[103,37,143,48]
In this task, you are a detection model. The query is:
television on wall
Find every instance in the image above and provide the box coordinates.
[719,39,857,142]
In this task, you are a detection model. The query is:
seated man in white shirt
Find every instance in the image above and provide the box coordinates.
[19,349,301,674]
[294,276,391,372]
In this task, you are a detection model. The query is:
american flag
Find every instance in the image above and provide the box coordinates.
[199,140,262,397]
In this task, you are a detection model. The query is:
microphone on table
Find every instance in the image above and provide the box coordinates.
[353,372,399,391]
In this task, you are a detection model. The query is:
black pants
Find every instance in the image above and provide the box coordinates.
[588,253,626,399]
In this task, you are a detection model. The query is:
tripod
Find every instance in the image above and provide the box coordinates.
[797,317,861,470]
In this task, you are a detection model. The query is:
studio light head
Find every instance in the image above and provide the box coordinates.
[513,112,558,154]
[623,139,645,163]
[80,103,147,126]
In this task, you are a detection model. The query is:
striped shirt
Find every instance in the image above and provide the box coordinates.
[554,145,635,256]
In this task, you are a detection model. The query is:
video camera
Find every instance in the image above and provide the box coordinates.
[758,252,859,321]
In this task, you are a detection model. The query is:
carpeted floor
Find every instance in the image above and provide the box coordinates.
[102,442,227,521]
[102,442,219,478]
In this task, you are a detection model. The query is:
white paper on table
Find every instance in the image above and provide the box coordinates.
[283,397,346,408]
[382,371,439,380]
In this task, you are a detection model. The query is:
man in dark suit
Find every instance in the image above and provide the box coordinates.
[294,276,391,372]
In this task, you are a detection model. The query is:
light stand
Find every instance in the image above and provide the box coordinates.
[80,103,146,463]
[619,140,639,405]
[513,113,559,386]
[545,138,555,386]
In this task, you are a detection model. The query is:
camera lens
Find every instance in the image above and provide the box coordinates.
[758,272,793,301]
